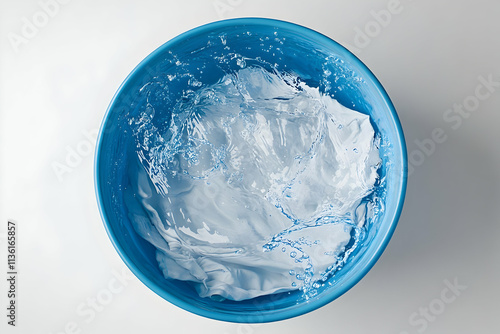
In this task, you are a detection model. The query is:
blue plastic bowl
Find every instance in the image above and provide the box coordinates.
[95,18,407,323]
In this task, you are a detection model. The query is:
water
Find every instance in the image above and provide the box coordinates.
[125,66,382,301]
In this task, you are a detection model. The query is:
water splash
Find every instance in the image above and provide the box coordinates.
[125,64,382,301]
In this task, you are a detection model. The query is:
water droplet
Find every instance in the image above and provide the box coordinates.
[219,34,227,45]
[236,58,246,68]
[290,251,297,258]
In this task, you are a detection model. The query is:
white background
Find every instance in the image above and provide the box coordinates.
[1,0,499,333]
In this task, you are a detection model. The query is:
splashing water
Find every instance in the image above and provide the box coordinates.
[125,66,382,301]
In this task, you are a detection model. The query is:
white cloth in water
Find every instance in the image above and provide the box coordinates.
[125,67,380,301]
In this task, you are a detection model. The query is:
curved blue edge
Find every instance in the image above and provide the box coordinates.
[94,17,408,323]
